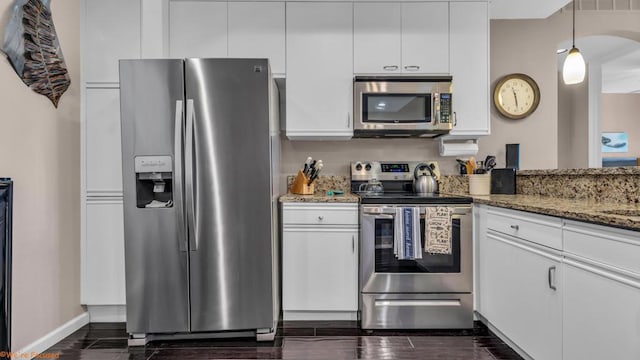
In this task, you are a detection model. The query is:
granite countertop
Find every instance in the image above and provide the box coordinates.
[279,192,360,203]
[450,193,640,232]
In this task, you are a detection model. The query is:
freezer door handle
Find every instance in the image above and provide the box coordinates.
[185,99,198,251]
[174,100,187,251]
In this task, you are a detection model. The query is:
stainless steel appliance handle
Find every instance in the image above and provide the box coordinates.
[375,299,461,307]
[185,99,198,251]
[404,65,420,71]
[548,265,557,291]
[174,100,187,252]
[383,65,398,71]
[362,206,471,216]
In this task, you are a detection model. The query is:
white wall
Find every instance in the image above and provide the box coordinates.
[0,0,82,350]
[558,69,590,169]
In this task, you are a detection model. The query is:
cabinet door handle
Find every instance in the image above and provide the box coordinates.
[548,266,557,291]
[318,216,324,221]
[352,235,355,253]
[383,65,398,71]
[510,225,519,230]
[453,111,457,127]
[347,112,350,128]
[404,65,420,71]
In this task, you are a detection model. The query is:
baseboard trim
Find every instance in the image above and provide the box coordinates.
[87,305,126,322]
[17,312,89,359]
[283,311,358,321]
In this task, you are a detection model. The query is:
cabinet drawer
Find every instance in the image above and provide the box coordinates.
[564,221,640,275]
[282,203,358,226]
[487,208,562,250]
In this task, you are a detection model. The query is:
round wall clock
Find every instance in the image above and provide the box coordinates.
[493,73,541,120]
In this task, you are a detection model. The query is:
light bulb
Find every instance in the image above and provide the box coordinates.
[562,47,586,85]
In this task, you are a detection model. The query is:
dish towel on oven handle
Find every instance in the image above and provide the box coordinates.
[394,207,422,260]
[425,206,453,255]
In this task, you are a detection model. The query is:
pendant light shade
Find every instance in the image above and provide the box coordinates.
[562,0,585,85]
[563,47,586,84]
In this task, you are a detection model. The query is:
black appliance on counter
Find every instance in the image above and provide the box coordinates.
[351,162,474,330]
[0,179,12,353]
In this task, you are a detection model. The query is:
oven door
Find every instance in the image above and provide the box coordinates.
[360,205,472,294]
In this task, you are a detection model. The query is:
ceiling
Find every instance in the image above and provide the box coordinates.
[557,36,640,93]
[490,0,572,19]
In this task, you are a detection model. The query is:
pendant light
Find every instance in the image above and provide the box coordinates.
[562,0,586,85]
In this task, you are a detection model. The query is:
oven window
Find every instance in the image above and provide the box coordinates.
[363,94,431,123]
[374,218,461,273]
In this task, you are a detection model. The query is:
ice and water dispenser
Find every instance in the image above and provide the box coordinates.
[134,156,173,208]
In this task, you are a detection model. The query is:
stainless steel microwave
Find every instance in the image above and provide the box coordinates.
[353,76,453,138]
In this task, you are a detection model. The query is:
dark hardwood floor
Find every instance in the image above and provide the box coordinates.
[43,321,523,359]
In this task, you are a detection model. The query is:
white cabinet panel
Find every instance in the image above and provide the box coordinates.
[84,0,140,83]
[286,2,353,139]
[401,2,449,74]
[449,2,489,136]
[85,88,123,193]
[481,232,562,360]
[169,1,227,58]
[353,3,401,74]
[563,262,640,360]
[85,202,126,305]
[283,230,358,311]
[228,2,285,75]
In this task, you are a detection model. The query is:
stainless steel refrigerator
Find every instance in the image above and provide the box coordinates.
[119,58,280,343]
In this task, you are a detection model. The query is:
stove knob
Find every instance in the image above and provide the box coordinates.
[365,163,372,171]
[355,163,363,171]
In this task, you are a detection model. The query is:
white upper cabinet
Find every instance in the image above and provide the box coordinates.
[449,1,489,136]
[286,2,354,140]
[401,2,449,74]
[169,1,228,58]
[353,3,402,74]
[228,2,286,75]
[84,0,140,83]
[354,2,449,75]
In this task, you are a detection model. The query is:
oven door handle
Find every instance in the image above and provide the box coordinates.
[363,213,395,218]
[362,206,471,216]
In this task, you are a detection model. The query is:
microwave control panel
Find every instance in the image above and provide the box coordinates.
[439,93,452,124]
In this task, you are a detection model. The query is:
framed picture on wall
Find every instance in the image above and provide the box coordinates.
[602,132,629,153]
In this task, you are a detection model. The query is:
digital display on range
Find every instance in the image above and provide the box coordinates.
[381,164,409,173]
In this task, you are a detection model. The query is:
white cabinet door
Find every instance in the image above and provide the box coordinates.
[353,3,401,74]
[84,202,126,305]
[481,232,562,360]
[286,2,353,140]
[84,0,140,83]
[228,2,285,75]
[283,230,358,311]
[449,2,489,136]
[169,1,227,58]
[563,261,640,360]
[85,88,123,193]
[401,2,449,74]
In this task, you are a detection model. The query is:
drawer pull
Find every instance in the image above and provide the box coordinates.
[318,216,324,221]
[510,224,519,230]
[383,65,399,71]
[548,266,557,291]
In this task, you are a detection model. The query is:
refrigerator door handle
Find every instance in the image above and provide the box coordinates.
[174,100,187,252]
[185,99,198,251]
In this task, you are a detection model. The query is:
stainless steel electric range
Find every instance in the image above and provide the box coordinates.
[351,161,474,330]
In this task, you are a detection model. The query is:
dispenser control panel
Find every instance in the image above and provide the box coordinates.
[134,156,172,173]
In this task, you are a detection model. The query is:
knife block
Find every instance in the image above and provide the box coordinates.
[291,170,315,195]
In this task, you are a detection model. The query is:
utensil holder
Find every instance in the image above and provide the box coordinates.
[290,170,315,195]
[469,174,491,195]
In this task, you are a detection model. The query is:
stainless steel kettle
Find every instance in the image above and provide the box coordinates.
[413,163,439,194]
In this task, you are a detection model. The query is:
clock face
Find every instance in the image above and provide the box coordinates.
[494,74,540,119]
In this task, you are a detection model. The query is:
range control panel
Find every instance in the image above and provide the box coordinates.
[351,161,440,181]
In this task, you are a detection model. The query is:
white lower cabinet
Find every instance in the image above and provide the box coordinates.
[281,203,359,320]
[481,230,562,360]
[84,202,126,305]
